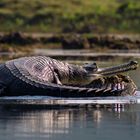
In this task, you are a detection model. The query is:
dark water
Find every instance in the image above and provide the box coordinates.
[0,106,140,140]
[0,56,140,140]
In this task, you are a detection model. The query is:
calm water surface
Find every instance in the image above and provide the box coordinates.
[0,56,140,140]
[0,106,140,140]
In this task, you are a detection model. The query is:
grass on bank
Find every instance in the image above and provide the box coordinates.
[0,0,139,33]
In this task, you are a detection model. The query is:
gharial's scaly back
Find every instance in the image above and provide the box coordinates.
[6,56,65,84]
[5,56,88,86]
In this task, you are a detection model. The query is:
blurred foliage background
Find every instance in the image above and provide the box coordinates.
[0,0,139,33]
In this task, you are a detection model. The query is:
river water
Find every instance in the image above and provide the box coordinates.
[0,105,140,140]
[0,54,140,140]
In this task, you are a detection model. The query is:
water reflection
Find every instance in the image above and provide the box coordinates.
[0,105,140,140]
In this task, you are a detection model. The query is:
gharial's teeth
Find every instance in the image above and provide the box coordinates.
[121,82,125,89]
[117,83,121,89]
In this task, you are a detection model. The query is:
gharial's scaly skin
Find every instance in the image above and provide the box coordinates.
[0,56,138,97]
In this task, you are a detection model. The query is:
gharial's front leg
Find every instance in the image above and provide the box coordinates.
[116,75,137,96]
[86,74,137,96]
[54,72,62,85]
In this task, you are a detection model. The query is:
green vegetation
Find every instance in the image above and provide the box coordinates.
[0,0,139,33]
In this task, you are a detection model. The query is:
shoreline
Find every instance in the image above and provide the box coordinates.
[1,49,140,62]
[0,32,139,53]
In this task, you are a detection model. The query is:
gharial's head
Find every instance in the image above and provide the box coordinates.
[69,60,138,86]
[83,62,98,73]
[83,60,138,79]
[82,62,103,80]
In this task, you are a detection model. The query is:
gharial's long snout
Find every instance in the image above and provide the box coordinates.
[91,60,138,77]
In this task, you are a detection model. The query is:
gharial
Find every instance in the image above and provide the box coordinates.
[0,56,138,97]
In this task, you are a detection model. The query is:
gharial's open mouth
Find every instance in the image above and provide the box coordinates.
[95,60,138,77]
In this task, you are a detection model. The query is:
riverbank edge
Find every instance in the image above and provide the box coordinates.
[0,32,139,53]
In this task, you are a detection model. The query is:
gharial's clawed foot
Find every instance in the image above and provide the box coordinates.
[86,74,137,96]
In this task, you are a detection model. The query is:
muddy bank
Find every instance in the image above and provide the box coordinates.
[0,32,140,52]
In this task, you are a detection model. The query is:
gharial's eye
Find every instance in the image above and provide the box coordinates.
[83,62,98,72]
[92,63,97,66]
